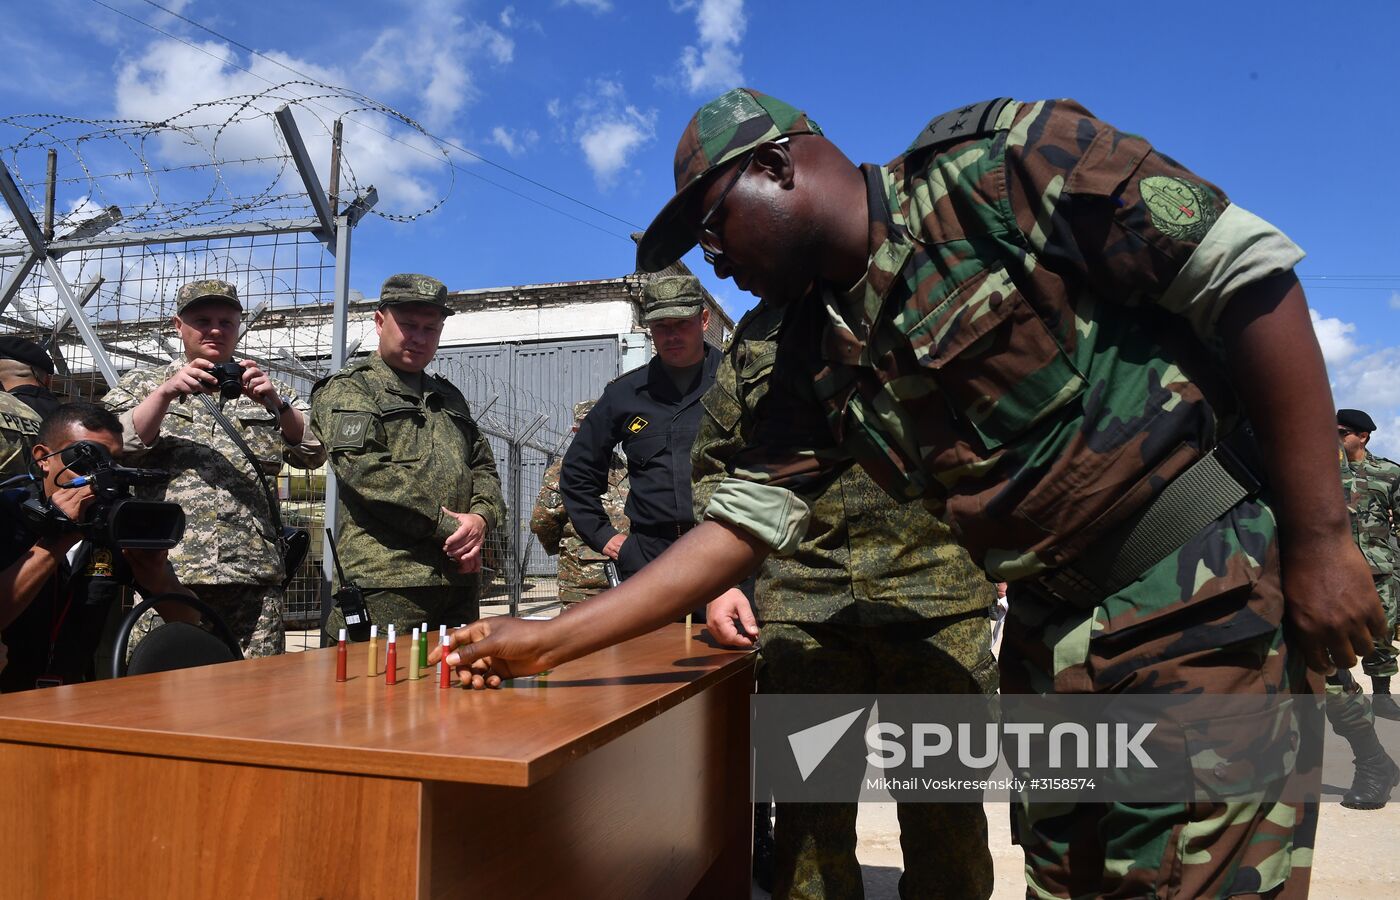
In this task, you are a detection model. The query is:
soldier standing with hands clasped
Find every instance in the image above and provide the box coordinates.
[311,274,504,638]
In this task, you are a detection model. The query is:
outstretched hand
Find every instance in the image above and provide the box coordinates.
[428,616,556,689]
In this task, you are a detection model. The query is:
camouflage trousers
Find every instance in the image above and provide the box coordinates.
[1360,576,1399,678]
[1002,498,1320,899]
[128,584,285,659]
[324,585,478,643]
[1324,668,1374,742]
[758,612,999,900]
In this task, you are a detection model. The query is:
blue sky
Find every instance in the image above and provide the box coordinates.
[5,0,1400,449]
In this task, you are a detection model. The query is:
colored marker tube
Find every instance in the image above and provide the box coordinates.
[367,624,379,677]
[335,628,347,683]
[409,628,421,680]
[420,622,429,669]
[386,625,398,685]
[438,638,451,688]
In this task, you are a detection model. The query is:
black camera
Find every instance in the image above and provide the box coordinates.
[23,441,186,550]
[209,361,244,400]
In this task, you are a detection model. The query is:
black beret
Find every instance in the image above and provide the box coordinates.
[1337,408,1377,433]
[0,335,53,375]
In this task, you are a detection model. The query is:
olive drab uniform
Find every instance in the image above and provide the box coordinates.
[693,300,999,899]
[0,391,40,480]
[103,362,325,657]
[683,93,1319,898]
[311,353,505,636]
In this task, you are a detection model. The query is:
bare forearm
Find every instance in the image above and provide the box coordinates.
[1219,272,1349,546]
[541,520,768,664]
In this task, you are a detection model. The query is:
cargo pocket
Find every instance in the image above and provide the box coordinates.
[376,399,423,462]
[910,265,1085,450]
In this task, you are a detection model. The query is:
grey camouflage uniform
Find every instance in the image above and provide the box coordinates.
[0,391,40,480]
[103,361,325,656]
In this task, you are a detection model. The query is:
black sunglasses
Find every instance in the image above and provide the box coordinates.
[696,137,789,266]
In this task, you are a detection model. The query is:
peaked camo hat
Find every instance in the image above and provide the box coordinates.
[641,275,705,323]
[175,279,242,314]
[378,273,453,315]
[636,88,821,273]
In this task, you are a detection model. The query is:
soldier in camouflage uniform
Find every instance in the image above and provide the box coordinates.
[530,400,631,604]
[1325,435,1400,809]
[437,91,1387,898]
[103,280,325,657]
[0,390,40,480]
[311,274,505,638]
[695,301,999,899]
[1337,409,1400,716]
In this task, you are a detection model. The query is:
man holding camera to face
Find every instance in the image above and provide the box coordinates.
[102,279,326,657]
[0,403,196,692]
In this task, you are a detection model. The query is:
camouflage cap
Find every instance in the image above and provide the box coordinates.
[378,273,454,316]
[572,399,596,424]
[175,279,242,314]
[636,88,821,273]
[641,275,705,323]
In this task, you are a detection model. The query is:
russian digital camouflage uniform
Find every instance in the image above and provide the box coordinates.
[104,360,325,658]
[531,402,631,603]
[693,301,999,899]
[0,390,40,479]
[685,95,1319,897]
[311,352,505,636]
[1347,450,1400,672]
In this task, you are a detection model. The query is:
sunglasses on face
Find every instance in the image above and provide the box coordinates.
[696,137,789,266]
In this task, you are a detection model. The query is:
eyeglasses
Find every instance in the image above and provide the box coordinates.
[696,137,788,266]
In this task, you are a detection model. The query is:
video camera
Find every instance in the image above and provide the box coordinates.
[23,440,186,550]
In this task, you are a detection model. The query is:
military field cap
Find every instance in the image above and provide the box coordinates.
[175,279,242,315]
[642,275,705,323]
[1338,409,1378,433]
[572,399,595,423]
[0,334,54,375]
[378,273,454,315]
[636,88,822,273]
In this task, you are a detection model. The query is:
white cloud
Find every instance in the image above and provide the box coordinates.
[1309,308,1360,364]
[113,39,448,216]
[1311,307,1400,457]
[559,0,614,12]
[675,0,747,95]
[565,80,658,188]
[1389,291,1400,311]
[489,125,537,157]
[362,0,514,131]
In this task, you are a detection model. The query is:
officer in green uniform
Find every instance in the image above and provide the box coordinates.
[696,301,999,899]
[311,274,505,638]
[1338,408,1400,716]
[1326,437,1400,809]
[434,93,1384,899]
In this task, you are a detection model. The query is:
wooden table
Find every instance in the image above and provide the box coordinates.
[0,624,755,900]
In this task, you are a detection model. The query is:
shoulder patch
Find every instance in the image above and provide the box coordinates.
[905,98,1014,158]
[332,412,373,450]
[626,416,649,434]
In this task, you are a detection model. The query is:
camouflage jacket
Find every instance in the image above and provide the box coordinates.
[103,361,326,586]
[1345,451,1400,576]
[695,302,995,625]
[531,454,630,598]
[700,98,1303,584]
[310,354,505,590]
[0,391,40,480]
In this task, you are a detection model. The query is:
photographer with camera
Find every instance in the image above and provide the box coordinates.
[102,279,326,658]
[0,403,196,693]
